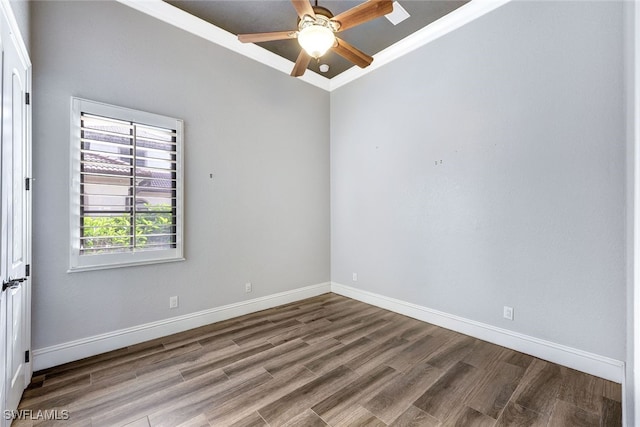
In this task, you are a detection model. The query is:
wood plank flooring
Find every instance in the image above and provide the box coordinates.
[15,294,622,426]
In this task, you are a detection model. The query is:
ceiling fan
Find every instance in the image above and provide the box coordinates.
[237,0,393,77]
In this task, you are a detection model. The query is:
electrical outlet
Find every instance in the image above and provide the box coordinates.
[503,306,514,320]
[352,273,358,282]
[245,282,252,293]
[169,296,178,309]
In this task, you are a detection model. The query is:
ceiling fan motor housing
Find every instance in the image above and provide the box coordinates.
[312,5,333,19]
[297,6,340,31]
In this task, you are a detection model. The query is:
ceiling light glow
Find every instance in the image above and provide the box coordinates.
[298,24,335,58]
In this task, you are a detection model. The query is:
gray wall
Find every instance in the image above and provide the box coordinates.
[31,0,627,364]
[31,1,330,349]
[331,1,626,360]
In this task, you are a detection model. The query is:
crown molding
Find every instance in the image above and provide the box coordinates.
[116,0,511,93]
[115,0,331,90]
[329,0,511,90]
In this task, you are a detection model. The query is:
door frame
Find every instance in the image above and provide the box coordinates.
[628,1,640,426]
[0,0,32,419]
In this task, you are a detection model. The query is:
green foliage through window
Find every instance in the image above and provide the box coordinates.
[82,204,174,253]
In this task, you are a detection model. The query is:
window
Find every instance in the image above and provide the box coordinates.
[70,98,184,271]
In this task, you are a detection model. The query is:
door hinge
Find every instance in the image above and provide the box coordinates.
[25,264,30,277]
[25,92,30,105]
[25,177,30,190]
[25,350,30,363]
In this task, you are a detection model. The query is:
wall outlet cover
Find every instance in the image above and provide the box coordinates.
[169,296,178,309]
[503,306,514,320]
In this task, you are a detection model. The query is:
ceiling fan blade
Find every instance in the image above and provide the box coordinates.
[291,49,312,77]
[331,0,393,32]
[332,37,373,68]
[291,0,315,20]
[238,31,297,43]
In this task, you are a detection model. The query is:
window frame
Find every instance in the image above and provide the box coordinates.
[69,97,184,272]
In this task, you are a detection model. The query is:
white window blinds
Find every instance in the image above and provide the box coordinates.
[70,98,184,271]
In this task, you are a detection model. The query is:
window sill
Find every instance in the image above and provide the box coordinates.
[67,256,186,273]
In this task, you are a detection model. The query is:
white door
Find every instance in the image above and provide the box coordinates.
[0,2,31,422]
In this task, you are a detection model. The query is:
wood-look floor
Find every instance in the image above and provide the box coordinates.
[16,294,622,427]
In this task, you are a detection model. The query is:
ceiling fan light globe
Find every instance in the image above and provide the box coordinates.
[298,25,335,58]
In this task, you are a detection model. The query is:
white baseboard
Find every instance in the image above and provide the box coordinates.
[32,282,331,371]
[33,280,625,384]
[331,282,625,383]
